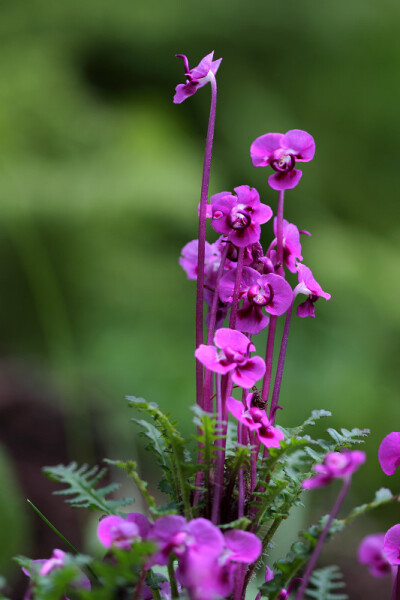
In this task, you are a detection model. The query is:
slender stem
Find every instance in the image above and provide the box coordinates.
[269,299,294,423]
[168,558,179,599]
[295,477,352,600]
[212,374,225,524]
[229,247,245,329]
[261,315,277,408]
[27,499,79,555]
[195,74,218,409]
[237,389,247,518]
[133,567,146,600]
[392,566,400,600]
[203,243,229,411]
[275,190,285,276]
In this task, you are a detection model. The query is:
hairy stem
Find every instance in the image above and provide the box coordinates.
[196,74,218,409]
[168,558,179,599]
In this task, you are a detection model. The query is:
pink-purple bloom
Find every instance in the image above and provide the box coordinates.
[378,432,400,476]
[302,451,366,489]
[250,129,315,191]
[358,533,392,577]
[179,240,222,281]
[210,185,272,248]
[268,218,310,273]
[295,263,331,318]
[97,512,151,550]
[195,328,266,388]
[219,268,292,334]
[173,52,221,104]
[227,393,284,447]
[384,525,400,566]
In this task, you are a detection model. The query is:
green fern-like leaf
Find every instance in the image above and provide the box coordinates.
[305,565,348,599]
[43,463,133,514]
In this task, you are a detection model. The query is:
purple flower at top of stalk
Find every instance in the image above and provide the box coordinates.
[294,263,331,318]
[227,393,284,448]
[250,129,315,191]
[302,450,366,489]
[97,512,151,550]
[378,432,400,476]
[358,533,392,578]
[219,267,293,334]
[195,328,266,388]
[173,51,222,104]
[210,185,273,248]
[267,218,311,273]
[384,525,400,566]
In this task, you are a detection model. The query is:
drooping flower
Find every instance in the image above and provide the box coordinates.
[384,525,400,566]
[97,512,151,550]
[250,129,315,191]
[195,328,266,388]
[227,393,284,448]
[378,432,400,476]
[219,267,293,334]
[295,263,331,318]
[173,52,222,104]
[358,533,392,578]
[302,450,366,489]
[267,218,310,273]
[210,185,273,248]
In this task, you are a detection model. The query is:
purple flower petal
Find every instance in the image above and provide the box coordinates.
[126,513,152,538]
[224,529,262,563]
[187,518,225,556]
[232,356,266,388]
[194,344,236,375]
[281,129,315,162]
[378,432,400,476]
[384,525,400,565]
[236,302,270,335]
[260,273,293,316]
[250,133,283,167]
[268,169,303,191]
[214,328,253,355]
[190,51,214,79]
[257,420,285,448]
[358,533,392,578]
[297,298,316,318]
[97,515,139,550]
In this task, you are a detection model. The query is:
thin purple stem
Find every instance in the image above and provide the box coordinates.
[229,247,245,329]
[203,242,229,411]
[237,388,247,518]
[269,299,294,423]
[195,73,217,409]
[261,315,277,408]
[275,189,285,277]
[295,477,352,600]
[212,373,224,524]
[392,566,400,600]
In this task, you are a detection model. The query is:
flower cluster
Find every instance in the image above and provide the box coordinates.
[98,513,261,600]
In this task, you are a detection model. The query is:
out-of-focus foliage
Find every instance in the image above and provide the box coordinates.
[0,1,399,597]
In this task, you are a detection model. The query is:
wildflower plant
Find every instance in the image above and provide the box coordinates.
[5,50,400,600]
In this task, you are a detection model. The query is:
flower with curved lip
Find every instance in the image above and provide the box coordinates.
[210,185,272,248]
[250,129,315,191]
[302,450,366,489]
[173,51,222,104]
[378,432,400,476]
[294,263,331,318]
[97,512,151,550]
[384,525,400,566]
[195,328,265,388]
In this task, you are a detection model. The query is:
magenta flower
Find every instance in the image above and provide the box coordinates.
[227,393,284,448]
[210,185,273,248]
[173,52,222,104]
[358,533,392,578]
[250,129,315,191]
[219,267,293,334]
[223,529,262,563]
[295,263,331,318]
[384,525,400,566]
[97,512,151,550]
[268,218,310,273]
[179,239,222,281]
[378,432,400,476]
[302,450,366,489]
[195,328,266,388]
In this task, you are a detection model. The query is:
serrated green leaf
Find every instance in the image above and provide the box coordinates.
[305,565,348,599]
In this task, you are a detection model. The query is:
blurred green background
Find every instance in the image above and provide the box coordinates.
[0,0,400,597]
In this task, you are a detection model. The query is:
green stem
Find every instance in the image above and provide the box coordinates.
[168,558,179,600]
